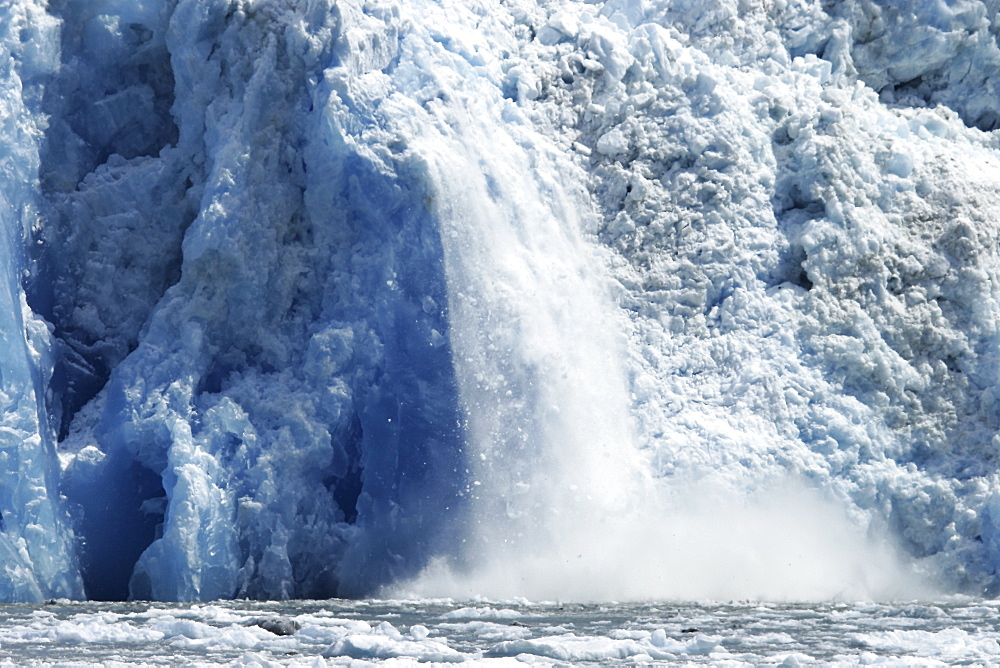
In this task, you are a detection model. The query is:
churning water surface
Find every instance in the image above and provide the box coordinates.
[1,597,999,665]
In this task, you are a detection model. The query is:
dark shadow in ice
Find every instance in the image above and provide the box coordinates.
[27,0,192,440]
[63,452,166,601]
[22,0,196,600]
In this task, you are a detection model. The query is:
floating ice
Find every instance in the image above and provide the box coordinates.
[3,599,1000,666]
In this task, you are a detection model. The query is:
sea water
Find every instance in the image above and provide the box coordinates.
[1,598,999,665]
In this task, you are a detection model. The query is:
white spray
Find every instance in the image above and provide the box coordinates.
[421,103,645,591]
[389,16,929,603]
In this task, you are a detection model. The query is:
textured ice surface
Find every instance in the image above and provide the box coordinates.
[3,0,1000,601]
[0,0,82,601]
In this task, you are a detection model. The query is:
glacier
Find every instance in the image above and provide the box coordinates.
[3,0,1000,602]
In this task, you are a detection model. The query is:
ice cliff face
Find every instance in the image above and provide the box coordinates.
[4,0,1000,601]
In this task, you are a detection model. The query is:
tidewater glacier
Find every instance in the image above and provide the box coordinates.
[2,0,1000,602]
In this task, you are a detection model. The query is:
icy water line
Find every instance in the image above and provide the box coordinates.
[3,598,1000,665]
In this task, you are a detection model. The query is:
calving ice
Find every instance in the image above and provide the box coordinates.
[1,0,999,602]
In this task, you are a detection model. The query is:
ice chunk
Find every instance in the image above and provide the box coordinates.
[596,128,630,156]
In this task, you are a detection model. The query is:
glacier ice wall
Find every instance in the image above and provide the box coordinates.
[0,0,82,601]
[43,0,470,601]
[4,0,1000,601]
